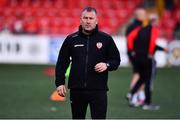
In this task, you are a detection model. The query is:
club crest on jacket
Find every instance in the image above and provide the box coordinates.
[96,42,102,49]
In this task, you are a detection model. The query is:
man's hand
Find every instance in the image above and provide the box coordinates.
[95,62,108,73]
[57,85,66,97]
[148,54,153,59]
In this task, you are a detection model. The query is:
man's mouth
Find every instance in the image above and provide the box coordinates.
[85,25,90,28]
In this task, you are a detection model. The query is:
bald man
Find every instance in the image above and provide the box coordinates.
[126,7,147,106]
[126,7,165,110]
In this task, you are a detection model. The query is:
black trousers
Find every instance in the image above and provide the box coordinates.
[130,58,156,104]
[70,89,107,119]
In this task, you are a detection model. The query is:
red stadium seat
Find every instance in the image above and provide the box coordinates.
[173,9,180,23]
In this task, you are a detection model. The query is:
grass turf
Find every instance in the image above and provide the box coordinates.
[0,64,180,119]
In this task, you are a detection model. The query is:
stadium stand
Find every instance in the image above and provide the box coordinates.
[159,9,178,40]
[0,0,179,40]
[0,0,143,35]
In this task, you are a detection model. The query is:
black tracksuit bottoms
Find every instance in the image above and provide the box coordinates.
[130,58,156,104]
[70,89,107,119]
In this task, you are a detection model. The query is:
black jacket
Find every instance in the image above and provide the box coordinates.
[126,19,142,36]
[126,21,164,60]
[55,26,120,91]
[126,19,142,60]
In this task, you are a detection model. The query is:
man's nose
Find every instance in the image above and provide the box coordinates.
[86,18,91,23]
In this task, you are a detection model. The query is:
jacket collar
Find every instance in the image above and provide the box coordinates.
[134,19,142,26]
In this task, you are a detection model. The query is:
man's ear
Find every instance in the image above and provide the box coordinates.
[96,18,98,24]
[80,18,82,25]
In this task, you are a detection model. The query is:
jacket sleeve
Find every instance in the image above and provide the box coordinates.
[55,36,71,87]
[106,36,121,71]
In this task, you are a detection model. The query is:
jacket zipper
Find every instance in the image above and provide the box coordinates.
[84,36,90,87]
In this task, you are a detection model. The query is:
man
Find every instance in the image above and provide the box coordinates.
[55,7,120,119]
[126,8,146,106]
[126,7,166,110]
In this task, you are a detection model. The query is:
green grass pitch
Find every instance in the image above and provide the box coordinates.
[0,64,180,119]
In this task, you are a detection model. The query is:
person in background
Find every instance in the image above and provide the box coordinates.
[55,6,120,119]
[126,7,168,110]
[126,7,146,106]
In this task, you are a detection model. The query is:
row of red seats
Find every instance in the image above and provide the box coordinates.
[0,15,124,35]
[0,0,142,35]
[1,7,132,20]
[3,0,142,9]
[159,8,180,40]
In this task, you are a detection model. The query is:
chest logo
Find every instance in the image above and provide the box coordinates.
[74,44,84,47]
[96,42,103,49]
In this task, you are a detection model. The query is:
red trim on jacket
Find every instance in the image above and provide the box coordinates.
[127,26,141,51]
[149,26,159,55]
